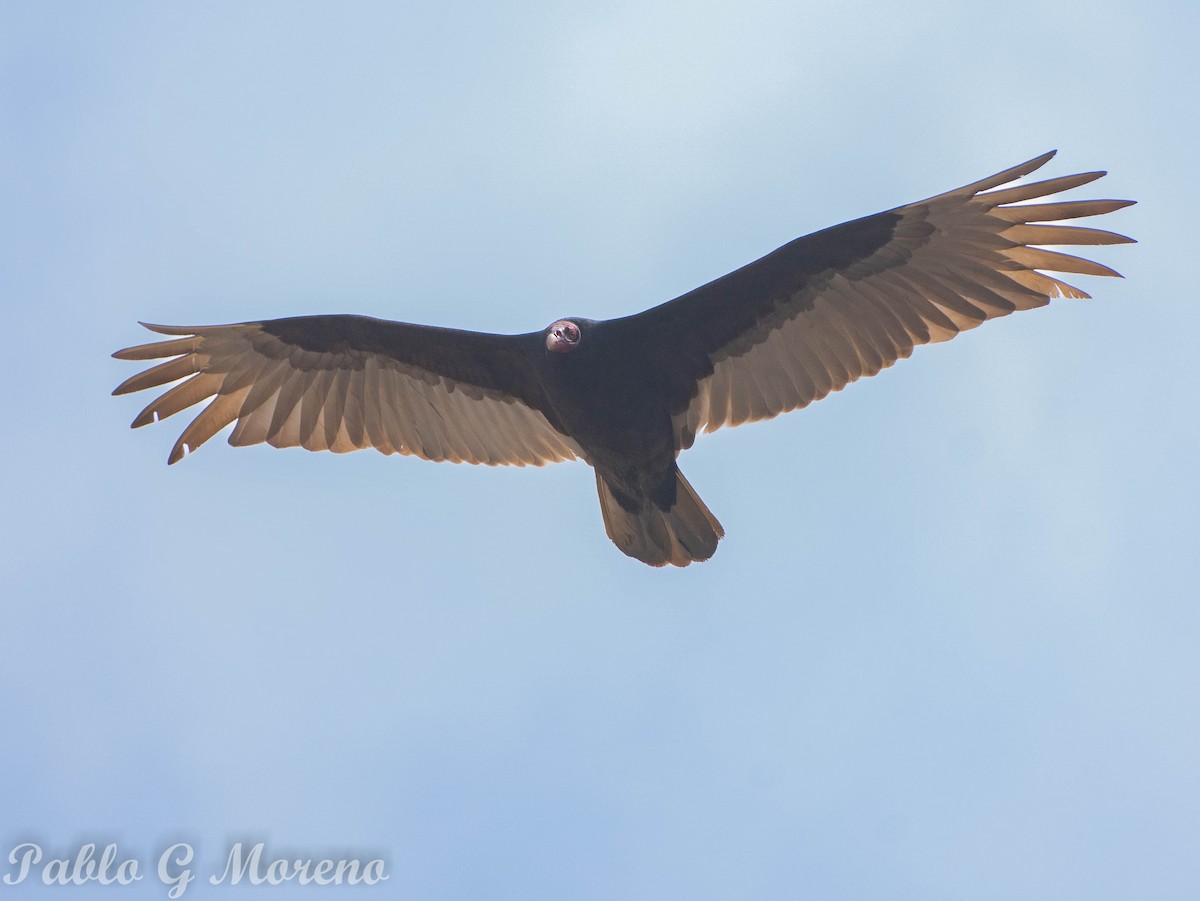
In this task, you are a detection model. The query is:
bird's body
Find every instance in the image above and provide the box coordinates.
[541,323,675,483]
[114,151,1134,566]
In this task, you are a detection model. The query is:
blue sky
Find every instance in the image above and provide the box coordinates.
[2,1,1197,898]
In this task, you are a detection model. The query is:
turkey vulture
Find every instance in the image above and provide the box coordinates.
[113,151,1133,566]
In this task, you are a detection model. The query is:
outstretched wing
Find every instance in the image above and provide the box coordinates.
[611,151,1135,449]
[113,315,581,466]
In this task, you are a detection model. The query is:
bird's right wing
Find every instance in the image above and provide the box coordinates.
[610,151,1134,450]
[113,315,582,466]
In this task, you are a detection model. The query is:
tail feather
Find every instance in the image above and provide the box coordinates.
[595,469,725,567]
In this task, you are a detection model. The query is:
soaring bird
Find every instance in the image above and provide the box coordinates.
[113,151,1133,566]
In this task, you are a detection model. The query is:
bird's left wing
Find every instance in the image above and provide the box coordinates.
[609,151,1134,450]
[113,315,581,466]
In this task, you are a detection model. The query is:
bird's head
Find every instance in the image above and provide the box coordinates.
[545,319,582,354]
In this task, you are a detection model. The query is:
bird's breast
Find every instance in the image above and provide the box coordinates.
[538,351,675,474]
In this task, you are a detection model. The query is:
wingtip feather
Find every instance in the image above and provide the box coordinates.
[952,150,1058,196]
[139,322,197,335]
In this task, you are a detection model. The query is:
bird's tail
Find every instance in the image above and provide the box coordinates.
[595,468,724,567]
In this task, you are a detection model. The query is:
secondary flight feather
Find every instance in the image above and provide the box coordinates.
[113,151,1134,566]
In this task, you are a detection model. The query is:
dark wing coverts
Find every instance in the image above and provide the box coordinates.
[113,316,581,465]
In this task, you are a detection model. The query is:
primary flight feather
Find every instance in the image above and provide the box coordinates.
[113,151,1134,566]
